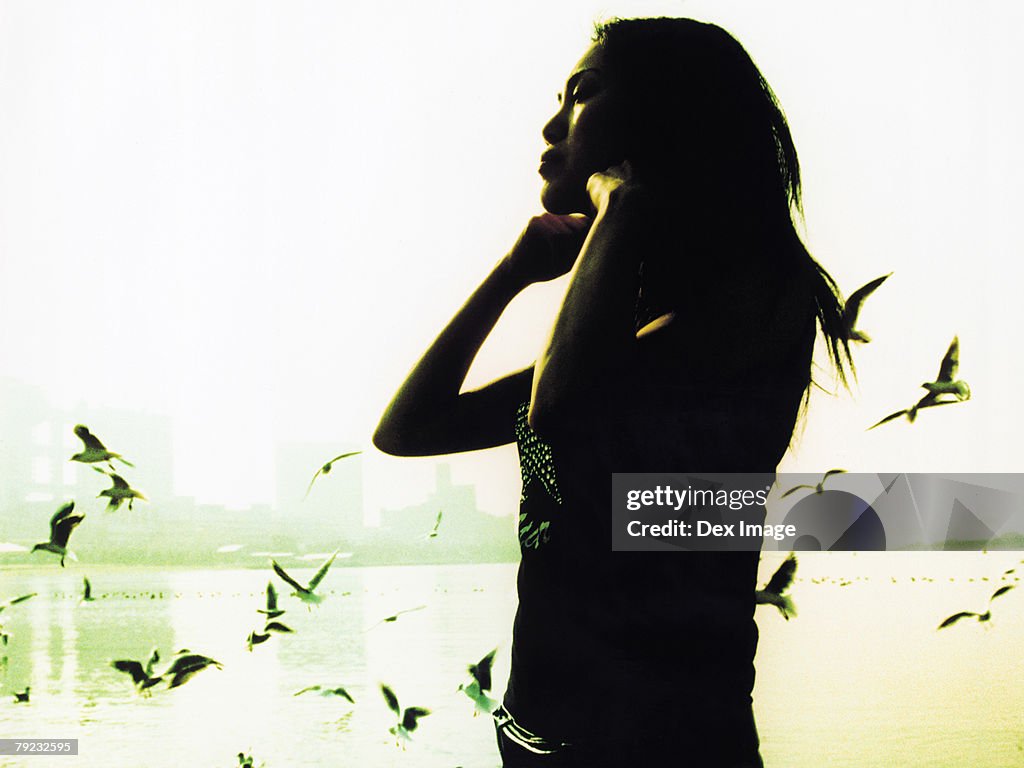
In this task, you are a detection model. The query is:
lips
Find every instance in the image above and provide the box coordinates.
[539,150,562,177]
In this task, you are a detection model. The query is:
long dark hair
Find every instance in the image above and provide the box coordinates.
[595,17,852,393]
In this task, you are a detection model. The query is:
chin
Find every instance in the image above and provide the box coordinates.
[540,182,588,216]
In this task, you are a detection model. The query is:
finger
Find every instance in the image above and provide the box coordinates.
[560,213,593,231]
[536,212,591,234]
[533,212,573,232]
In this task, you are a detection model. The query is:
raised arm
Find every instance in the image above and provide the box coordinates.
[528,172,655,437]
[528,166,814,440]
[373,214,591,456]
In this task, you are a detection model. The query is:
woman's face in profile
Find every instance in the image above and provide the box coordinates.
[539,43,625,215]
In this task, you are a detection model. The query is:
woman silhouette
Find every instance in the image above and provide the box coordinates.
[374,17,850,767]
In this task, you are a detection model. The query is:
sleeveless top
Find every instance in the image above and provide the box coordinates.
[500,256,818,744]
[502,372,804,743]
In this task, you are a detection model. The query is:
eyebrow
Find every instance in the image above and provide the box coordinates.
[559,67,602,101]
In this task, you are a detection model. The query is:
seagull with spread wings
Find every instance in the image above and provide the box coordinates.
[32,501,85,567]
[111,647,163,695]
[842,273,892,343]
[380,683,430,748]
[365,604,426,632]
[69,424,133,469]
[163,650,223,689]
[755,553,798,620]
[420,510,443,540]
[272,550,339,607]
[0,593,36,645]
[458,648,500,715]
[246,621,294,651]
[920,336,971,400]
[293,684,355,703]
[0,593,36,614]
[938,585,1015,630]
[256,581,285,620]
[93,467,147,512]
[870,336,970,430]
[304,452,362,499]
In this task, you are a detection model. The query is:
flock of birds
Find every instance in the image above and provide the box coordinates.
[837,272,972,430]
[2,427,485,762]
[752,553,1021,630]
[0,273,997,765]
[2,568,499,764]
[27,425,148,568]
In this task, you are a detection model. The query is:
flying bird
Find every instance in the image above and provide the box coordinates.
[256,581,285,620]
[380,683,430,748]
[843,273,892,343]
[0,593,36,614]
[93,467,147,512]
[420,510,443,540]
[365,604,426,631]
[272,550,339,607]
[163,651,223,689]
[937,585,1015,629]
[32,501,85,567]
[69,424,133,469]
[468,647,497,691]
[458,648,499,715]
[293,684,355,703]
[755,553,798,620]
[869,337,970,430]
[780,469,846,499]
[111,648,163,695]
[304,452,362,499]
[0,592,35,645]
[921,336,971,401]
[246,621,294,651]
[869,394,960,430]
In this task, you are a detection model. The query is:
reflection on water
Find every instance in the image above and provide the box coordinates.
[1,564,518,768]
[0,554,1022,767]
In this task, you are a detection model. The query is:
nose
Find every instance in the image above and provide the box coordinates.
[542,105,568,146]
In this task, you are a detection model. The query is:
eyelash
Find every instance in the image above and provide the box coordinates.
[558,86,590,105]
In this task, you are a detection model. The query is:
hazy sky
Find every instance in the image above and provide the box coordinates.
[2,1,1021,516]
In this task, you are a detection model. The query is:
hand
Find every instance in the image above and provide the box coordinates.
[586,161,635,214]
[503,213,592,286]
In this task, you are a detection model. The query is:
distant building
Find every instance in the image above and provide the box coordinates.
[0,377,174,540]
[376,463,518,563]
[0,377,514,565]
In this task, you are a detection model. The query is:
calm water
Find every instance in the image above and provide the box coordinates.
[1,554,1022,768]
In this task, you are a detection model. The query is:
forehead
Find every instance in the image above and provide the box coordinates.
[567,42,605,80]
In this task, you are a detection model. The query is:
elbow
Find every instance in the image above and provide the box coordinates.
[372,420,405,457]
[373,413,435,457]
[371,426,394,455]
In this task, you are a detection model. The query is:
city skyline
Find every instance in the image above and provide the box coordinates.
[1,375,518,565]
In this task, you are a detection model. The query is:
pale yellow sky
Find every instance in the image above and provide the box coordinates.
[1,1,1021,516]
